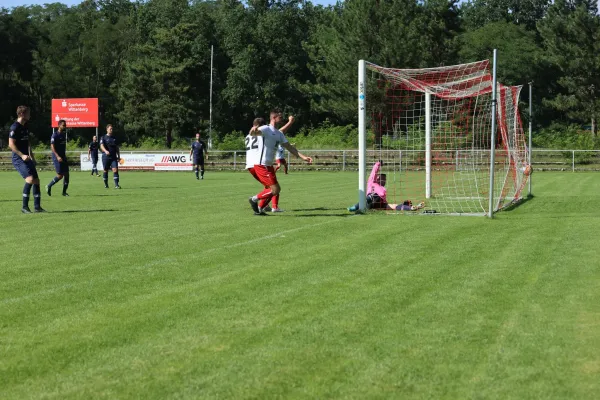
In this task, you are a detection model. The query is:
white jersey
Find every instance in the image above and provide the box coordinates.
[256,125,288,166]
[276,145,285,160]
[245,133,263,169]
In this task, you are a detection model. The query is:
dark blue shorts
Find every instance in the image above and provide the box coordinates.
[12,156,39,179]
[102,155,118,170]
[91,154,98,165]
[52,156,69,175]
[193,157,204,166]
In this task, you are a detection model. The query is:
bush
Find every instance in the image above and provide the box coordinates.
[216,131,244,151]
[32,135,85,153]
[533,123,596,150]
[289,120,357,149]
[120,136,190,150]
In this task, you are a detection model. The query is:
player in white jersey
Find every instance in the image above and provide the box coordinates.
[247,110,312,215]
[246,117,268,187]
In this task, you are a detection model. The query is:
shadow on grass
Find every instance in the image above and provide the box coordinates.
[53,209,139,213]
[502,194,535,212]
[290,207,344,212]
[133,186,179,190]
[289,213,355,218]
[73,194,114,197]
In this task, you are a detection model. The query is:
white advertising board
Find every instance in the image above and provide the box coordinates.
[80,153,193,171]
[154,154,193,171]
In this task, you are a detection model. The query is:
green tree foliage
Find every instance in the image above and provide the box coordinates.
[0,0,598,150]
[459,22,542,86]
[538,0,600,137]
[0,7,38,130]
[118,0,212,147]
[304,0,461,124]
[462,0,550,31]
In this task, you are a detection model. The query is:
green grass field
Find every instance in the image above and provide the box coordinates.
[1,171,599,399]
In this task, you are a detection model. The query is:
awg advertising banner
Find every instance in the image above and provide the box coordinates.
[80,154,193,171]
[52,98,99,128]
[154,154,192,171]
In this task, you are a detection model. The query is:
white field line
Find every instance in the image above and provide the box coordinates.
[1,217,354,305]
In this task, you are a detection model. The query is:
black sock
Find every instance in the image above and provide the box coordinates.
[48,176,60,188]
[195,167,199,178]
[63,175,69,194]
[22,182,32,208]
[33,184,41,209]
[114,172,119,186]
[103,172,108,186]
[201,168,205,177]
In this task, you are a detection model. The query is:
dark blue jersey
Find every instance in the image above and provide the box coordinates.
[51,131,67,158]
[101,134,119,157]
[191,140,206,159]
[9,121,30,156]
[89,141,99,156]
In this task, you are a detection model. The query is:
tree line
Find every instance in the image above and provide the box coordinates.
[1,0,598,149]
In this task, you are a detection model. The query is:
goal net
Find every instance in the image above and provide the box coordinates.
[358,59,530,216]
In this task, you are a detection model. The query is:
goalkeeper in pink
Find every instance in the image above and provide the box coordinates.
[347,161,424,212]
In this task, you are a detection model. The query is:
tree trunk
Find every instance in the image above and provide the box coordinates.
[165,126,172,149]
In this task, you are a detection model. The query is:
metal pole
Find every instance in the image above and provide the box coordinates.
[209,45,213,150]
[573,150,575,172]
[425,92,432,199]
[342,150,346,171]
[488,49,498,218]
[233,151,236,170]
[358,60,367,212]
[528,82,533,196]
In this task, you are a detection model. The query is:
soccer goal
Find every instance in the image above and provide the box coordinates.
[357,52,530,217]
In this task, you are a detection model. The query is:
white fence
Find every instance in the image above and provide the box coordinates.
[1,149,600,172]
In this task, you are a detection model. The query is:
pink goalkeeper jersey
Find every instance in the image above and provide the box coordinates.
[367,162,386,201]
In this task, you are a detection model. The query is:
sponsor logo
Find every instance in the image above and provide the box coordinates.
[161,155,187,163]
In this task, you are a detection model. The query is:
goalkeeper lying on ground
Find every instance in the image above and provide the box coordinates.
[347,161,424,212]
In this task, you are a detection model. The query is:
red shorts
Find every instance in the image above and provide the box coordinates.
[248,167,262,184]
[276,158,287,166]
[253,165,278,187]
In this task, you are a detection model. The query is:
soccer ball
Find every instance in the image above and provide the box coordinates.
[520,164,532,176]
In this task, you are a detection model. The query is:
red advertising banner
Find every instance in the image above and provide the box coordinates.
[51,98,98,128]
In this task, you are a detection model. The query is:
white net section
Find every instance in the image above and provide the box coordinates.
[364,60,529,215]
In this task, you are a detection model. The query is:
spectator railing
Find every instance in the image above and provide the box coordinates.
[1,149,599,172]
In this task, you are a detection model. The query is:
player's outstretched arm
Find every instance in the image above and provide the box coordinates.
[282,142,312,164]
[249,126,264,137]
[279,115,295,133]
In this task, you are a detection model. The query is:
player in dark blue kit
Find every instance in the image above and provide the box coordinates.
[88,135,100,176]
[189,132,207,180]
[100,124,121,189]
[45,119,70,197]
[8,105,45,213]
